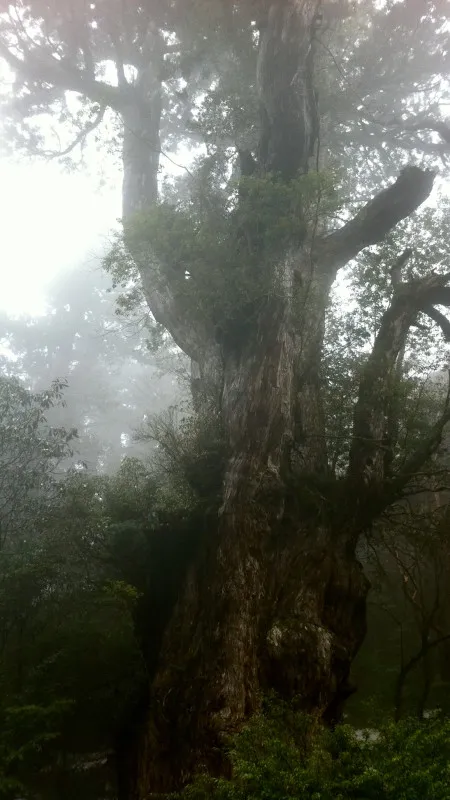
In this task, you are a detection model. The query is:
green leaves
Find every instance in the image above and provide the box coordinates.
[106,169,340,344]
[183,704,450,800]
[0,701,73,799]
[0,374,75,549]
[0,377,148,796]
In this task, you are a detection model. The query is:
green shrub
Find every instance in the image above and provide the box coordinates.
[182,701,450,799]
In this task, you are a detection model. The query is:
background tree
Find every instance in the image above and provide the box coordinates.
[0,379,147,799]
[0,261,182,471]
[2,0,450,796]
[0,374,74,551]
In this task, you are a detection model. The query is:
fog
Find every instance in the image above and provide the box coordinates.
[0,157,186,472]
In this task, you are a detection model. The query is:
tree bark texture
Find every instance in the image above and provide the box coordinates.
[116,2,442,796]
[121,32,164,218]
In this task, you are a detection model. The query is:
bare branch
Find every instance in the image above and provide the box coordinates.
[364,112,450,146]
[41,104,106,159]
[390,248,413,286]
[348,274,450,487]
[114,50,128,89]
[394,631,450,721]
[104,18,128,89]
[317,167,436,271]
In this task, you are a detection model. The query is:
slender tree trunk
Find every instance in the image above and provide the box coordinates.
[417,649,432,720]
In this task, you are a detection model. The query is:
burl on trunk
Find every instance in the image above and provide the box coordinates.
[116,2,441,796]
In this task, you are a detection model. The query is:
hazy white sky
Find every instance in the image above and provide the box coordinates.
[0,140,194,317]
[0,157,122,316]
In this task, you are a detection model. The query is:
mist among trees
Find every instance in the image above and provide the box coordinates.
[1,0,450,797]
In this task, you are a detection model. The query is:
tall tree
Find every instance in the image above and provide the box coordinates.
[2,0,450,795]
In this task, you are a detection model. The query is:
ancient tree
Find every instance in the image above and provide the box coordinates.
[1,0,450,795]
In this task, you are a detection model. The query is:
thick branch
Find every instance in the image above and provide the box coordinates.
[104,20,128,89]
[124,231,211,363]
[139,272,206,363]
[0,40,124,111]
[390,248,413,286]
[349,296,415,484]
[317,167,435,271]
[423,306,450,341]
[257,0,320,177]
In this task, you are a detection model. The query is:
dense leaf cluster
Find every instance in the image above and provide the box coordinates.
[183,702,450,800]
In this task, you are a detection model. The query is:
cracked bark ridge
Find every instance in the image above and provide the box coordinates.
[257,0,321,177]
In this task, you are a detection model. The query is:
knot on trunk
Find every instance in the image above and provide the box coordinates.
[265,618,335,703]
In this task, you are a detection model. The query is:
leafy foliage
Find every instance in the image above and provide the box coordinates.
[182,702,450,800]
[0,379,147,796]
[0,365,227,795]
[0,374,75,548]
[106,170,339,336]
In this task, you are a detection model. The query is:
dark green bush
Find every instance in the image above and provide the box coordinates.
[183,701,450,799]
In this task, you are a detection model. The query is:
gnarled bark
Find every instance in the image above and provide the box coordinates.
[119,184,439,796]
[114,3,441,797]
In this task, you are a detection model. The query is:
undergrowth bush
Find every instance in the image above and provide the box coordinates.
[182,700,450,799]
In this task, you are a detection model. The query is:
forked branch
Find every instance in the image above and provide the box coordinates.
[363,112,450,147]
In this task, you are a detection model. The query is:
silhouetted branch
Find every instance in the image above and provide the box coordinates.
[42,105,106,158]
[364,112,450,146]
[0,40,124,110]
[423,306,450,341]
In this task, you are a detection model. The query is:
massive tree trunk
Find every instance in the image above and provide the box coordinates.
[115,2,442,797]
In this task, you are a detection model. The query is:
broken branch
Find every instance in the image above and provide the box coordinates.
[318,167,435,271]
